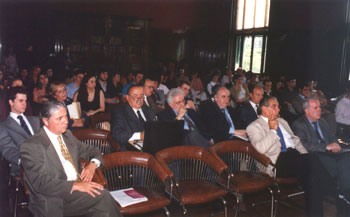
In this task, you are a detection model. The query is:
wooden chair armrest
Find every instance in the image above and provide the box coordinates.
[92,167,108,187]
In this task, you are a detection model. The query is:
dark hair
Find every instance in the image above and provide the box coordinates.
[36,72,49,89]
[73,70,84,77]
[127,84,143,95]
[8,86,27,101]
[296,81,309,91]
[177,79,191,88]
[40,101,66,120]
[232,74,242,81]
[263,80,272,85]
[257,96,278,115]
[77,73,98,103]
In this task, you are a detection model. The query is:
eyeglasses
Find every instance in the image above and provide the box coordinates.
[174,100,185,105]
[129,95,144,100]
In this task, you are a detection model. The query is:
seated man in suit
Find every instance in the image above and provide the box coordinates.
[238,85,264,129]
[157,88,211,148]
[247,96,307,177]
[293,96,350,217]
[142,77,165,113]
[0,86,41,177]
[201,86,246,143]
[20,101,122,217]
[111,85,156,151]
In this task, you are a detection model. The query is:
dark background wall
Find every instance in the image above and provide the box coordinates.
[266,0,348,96]
[0,0,349,96]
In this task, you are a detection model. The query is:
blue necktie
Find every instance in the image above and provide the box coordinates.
[17,115,32,136]
[312,122,324,143]
[276,127,287,152]
[221,109,234,129]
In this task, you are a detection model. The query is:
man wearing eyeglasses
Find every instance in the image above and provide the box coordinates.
[111,85,156,151]
[157,88,211,148]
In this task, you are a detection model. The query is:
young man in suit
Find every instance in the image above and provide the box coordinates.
[0,86,41,177]
[111,85,156,151]
[293,97,350,217]
[20,101,122,217]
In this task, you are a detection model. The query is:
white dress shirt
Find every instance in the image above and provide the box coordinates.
[10,112,34,135]
[249,100,258,115]
[261,116,296,149]
[129,108,146,141]
[335,96,350,125]
[43,127,100,181]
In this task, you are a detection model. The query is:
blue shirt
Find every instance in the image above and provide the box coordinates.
[223,108,235,134]
[66,82,79,100]
[122,82,134,96]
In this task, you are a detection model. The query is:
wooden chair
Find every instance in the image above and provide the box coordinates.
[155,146,231,216]
[102,152,172,216]
[72,128,120,154]
[88,112,111,131]
[209,140,275,217]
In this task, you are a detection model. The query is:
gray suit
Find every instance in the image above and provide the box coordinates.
[0,115,40,176]
[292,116,350,199]
[20,128,122,217]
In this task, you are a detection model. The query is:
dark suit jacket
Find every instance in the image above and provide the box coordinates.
[291,95,305,115]
[157,106,207,133]
[292,116,337,152]
[0,115,40,176]
[111,104,156,150]
[201,102,239,143]
[20,128,102,217]
[238,102,258,129]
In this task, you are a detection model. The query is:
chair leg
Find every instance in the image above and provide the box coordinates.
[163,206,170,217]
[180,203,187,215]
[13,179,19,217]
[219,197,227,217]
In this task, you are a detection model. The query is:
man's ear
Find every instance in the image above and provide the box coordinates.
[9,99,13,107]
[42,118,49,127]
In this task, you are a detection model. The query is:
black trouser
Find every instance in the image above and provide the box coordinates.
[276,149,327,217]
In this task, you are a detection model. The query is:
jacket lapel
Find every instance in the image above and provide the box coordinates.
[39,129,67,178]
[6,116,29,137]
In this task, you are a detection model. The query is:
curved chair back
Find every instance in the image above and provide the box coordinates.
[88,112,111,131]
[72,128,120,154]
[156,146,229,215]
[102,152,172,216]
[210,140,271,174]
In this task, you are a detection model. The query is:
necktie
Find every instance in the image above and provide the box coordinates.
[183,115,198,131]
[221,109,234,129]
[57,136,81,181]
[312,122,324,143]
[17,115,32,136]
[276,127,287,152]
[137,110,145,124]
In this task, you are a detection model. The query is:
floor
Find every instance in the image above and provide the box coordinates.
[2,182,338,217]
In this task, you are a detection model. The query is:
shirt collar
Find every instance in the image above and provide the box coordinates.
[10,112,24,120]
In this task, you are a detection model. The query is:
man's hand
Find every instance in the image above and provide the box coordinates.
[326,143,342,153]
[140,131,145,140]
[71,181,103,197]
[176,107,187,120]
[234,129,247,135]
[268,119,279,130]
[185,100,196,110]
[80,162,97,182]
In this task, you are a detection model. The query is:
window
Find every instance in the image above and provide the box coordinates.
[232,0,270,73]
[236,0,270,30]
